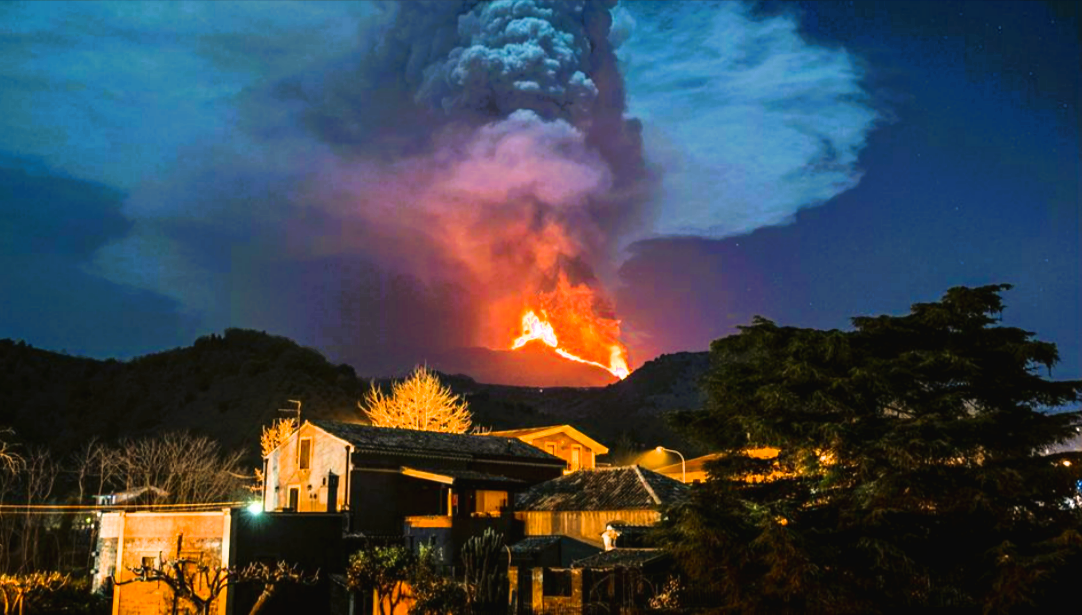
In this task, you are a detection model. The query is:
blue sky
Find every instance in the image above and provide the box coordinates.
[0,1,1078,382]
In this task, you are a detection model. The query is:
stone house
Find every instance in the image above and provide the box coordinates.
[261,420,567,549]
[488,425,609,472]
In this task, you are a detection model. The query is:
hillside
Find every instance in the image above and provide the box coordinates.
[0,330,710,462]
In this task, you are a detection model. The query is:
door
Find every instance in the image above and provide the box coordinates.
[288,486,300,511]
[326,472,339,513]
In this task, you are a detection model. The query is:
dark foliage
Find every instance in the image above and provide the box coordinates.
[657,285,1082,613]
[0,329,368,459]
[0,330,707,465]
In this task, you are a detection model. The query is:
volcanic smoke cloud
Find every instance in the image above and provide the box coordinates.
[89,0,879,375]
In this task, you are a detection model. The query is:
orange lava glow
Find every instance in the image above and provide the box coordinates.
[512,309,631,380]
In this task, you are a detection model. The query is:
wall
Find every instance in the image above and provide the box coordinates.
[528,432,599,471]
[95,510,232,615]
[265,423,351,514]
[516,510,661,547]
[228,511,346,615]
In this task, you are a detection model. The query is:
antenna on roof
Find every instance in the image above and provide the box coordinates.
[279,399,302,424]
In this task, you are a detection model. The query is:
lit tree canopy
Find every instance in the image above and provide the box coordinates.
[358,366,473,433]
[657,284,1082,613]
[260,418,296,457]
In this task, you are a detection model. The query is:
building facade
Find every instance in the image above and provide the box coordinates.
[262,420,567,535]
[488,425,610,472]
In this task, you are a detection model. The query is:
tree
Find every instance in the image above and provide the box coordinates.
[113,432,245,504]
[358,367,473,433]
[408,545,466,615]
[0,430,19,475]
[112,556,315,615]
[346,544,414,615]
[658,285,1082,613]
[238,561,319,615]
[260,418,297,457]
[0,571,67,615]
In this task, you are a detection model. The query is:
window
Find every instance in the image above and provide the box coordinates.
[298,438,312,470]
[141,556,156,570]
[571,445,581,470]
[475,490,508,515]
[545,442,556,456]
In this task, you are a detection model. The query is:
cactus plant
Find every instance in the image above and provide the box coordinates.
[461,528,508,614]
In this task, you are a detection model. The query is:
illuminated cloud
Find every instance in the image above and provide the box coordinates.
[617,1,880,238]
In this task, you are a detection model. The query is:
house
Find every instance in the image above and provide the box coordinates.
[489,425,609,472]
[657,447,781,483]
[509,467,685,614]
[262,420,567,536]
[513,466,686,548]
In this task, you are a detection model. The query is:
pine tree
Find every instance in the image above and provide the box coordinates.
[658,285,1082,613]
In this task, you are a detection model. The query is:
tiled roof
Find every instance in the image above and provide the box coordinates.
[515,466,687,511]
[310,420,562,463]
[509,535,563,554]
[572,548,667,569]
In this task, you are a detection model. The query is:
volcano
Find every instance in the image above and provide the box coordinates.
[421,341,618,388]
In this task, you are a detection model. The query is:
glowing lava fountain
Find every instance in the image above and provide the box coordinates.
[511,310,631,380]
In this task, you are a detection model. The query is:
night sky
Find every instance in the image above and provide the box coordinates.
[1,1,1078,383]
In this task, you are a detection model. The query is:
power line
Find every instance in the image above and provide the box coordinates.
[0,501,246,512]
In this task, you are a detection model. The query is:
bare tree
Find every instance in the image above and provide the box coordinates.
[0,431,19,476]
[240,561,319,615]
[19,449,57,572]
[113,432,245,504]
[358,367,473,433]
[114,558,317,615]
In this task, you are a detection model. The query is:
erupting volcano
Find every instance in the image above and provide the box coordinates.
[511,310,630,380]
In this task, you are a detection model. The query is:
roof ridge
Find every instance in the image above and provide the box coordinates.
[633,465,661,506]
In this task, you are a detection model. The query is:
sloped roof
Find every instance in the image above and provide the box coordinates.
[309,420,562,463]
[488,424,610,454]
[572,548,667,569]
[509,535,563,555]
[515,466,686,511]
[489,425,565,438]
[401,466,525,486]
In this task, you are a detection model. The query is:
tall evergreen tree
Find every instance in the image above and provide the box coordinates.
[658,285,1082,613]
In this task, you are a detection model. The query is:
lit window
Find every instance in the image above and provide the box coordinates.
[298,438,312,470]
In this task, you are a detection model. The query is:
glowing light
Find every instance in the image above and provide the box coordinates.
[511,310,630,380]
[246,501,263,515]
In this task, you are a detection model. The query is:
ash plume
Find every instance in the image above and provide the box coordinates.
[84,0,878,373]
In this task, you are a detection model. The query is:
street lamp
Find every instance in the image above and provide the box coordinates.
[656,446,686,483]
